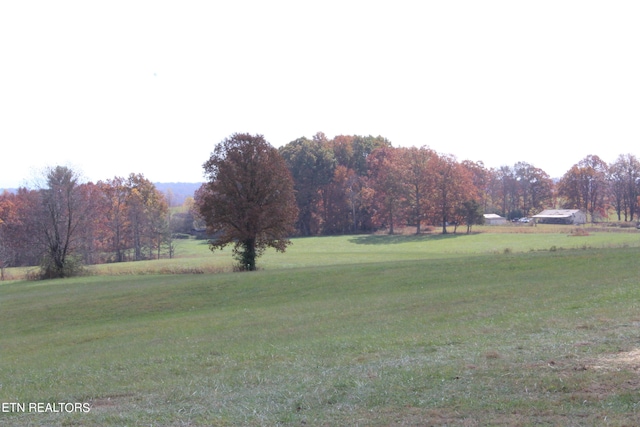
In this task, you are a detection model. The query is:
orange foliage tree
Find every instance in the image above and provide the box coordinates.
[367,146,406,234]
[399,146,437,234]
[432,154,476,234]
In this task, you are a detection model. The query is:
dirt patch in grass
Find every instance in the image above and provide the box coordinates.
[89,393,135,410]
[590,348,640,371]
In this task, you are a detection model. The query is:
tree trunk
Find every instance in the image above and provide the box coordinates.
[388,198,394,235]
[415,187,421,234]
[241,238,257,271]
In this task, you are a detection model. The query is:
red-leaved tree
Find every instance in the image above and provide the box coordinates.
[197,133,298,271]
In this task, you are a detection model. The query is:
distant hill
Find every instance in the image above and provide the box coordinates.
[154,182,203,206]
[2,184,201,207]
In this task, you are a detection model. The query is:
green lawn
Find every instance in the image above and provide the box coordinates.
[90,226,640,275]
[4,226,638,279]
[2,231,640,425]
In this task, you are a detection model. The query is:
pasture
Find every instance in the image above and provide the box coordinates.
[78,224,640,276]
[1,227,640,425]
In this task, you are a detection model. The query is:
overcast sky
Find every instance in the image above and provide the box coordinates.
[2,1,639,188]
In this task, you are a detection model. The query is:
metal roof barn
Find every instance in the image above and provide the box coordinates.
[532,209,586,225]
[483,214,507,225]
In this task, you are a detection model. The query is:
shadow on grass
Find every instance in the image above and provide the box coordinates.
[349,233,465,245]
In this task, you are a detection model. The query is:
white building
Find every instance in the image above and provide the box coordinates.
[532,209,587,225]
[483,213,507,225]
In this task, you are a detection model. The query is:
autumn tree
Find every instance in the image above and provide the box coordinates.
[74,182,107,265]
[486,163,553,218]
[279,133,391,235]
[608,154,640,221]
[494,166,519,218]
[582,155,610,221]
[331,134,391,175]
[0,189,41,267]
[197,133,298,271]
[513,162,553,216]
[432,154,476,234]
[367,146,406,234]
[456,199,485,234]
[320,165,373,234]
[558,165,585,211]
[34,166,91,278]
[98,177,130,262]
[609,160,627,221]
[483,168,504,216]
[0,231,8,280]
[0,192,17,279]
[400,146,436,234]
[95,175,169,262]
[330,135,356,171]
[312,133,381,234]
[461,160,490,212]
[125,174,169,261]
[279,135,335,235]
[1,171,175,272]
[558,155,609,222]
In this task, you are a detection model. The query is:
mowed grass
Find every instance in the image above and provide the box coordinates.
[2,232,640,425]
[4,225,637,279]
[89,225,640,275]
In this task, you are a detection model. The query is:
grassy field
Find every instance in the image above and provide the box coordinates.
[3,224,639,280]
[2,229,640,425]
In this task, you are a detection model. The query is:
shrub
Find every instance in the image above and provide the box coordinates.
[37,255,87,280]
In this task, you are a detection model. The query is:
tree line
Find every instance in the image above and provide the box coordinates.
[278,132,640,236]
[0,167,182,279]
[2,132,640,277]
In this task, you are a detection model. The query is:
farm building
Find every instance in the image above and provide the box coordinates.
[483,214,507,225]
[532,209,587,225]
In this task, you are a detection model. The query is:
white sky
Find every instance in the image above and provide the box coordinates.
[1,1,639,188]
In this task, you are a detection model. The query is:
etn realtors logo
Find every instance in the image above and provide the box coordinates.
[2,402,91,413]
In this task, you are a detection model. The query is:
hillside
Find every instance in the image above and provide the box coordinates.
[154,182,202,206]
[2,238,640,425]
